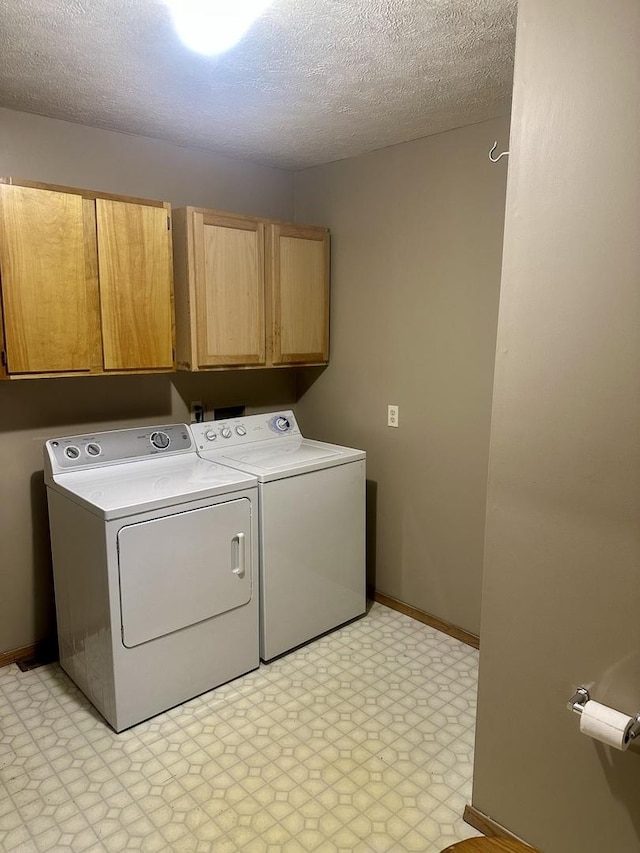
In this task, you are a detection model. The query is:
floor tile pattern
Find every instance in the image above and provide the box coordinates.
[0,603,481,852]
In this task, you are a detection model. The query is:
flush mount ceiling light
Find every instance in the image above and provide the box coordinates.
[162,0,274,56]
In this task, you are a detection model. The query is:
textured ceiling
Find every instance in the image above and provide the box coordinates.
[0,0,517,170]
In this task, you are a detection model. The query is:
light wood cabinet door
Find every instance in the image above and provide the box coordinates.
[172,207,330,372]
[269,223,330,365]
[193,211,265,367]
[0,180,175,379]
[0,184,92,374]
[96,199,174,371]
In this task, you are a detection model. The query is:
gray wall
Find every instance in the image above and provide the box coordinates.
[0,108,291,216]
[473,2,640,851]
[293,116,509,635]
[0,108,295,655]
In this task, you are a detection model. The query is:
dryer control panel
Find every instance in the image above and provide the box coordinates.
[191,411,301,451]
[45,424,193,475]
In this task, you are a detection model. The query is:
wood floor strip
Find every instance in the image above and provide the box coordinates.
[373,591,480,649]
[0,642,38,668]
[463,804,535,847]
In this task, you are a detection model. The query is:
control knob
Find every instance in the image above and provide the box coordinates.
[236,425,247,436]
[64,446,81,460]
[205,429,217,442]
[273,416,291,432]
[221,427,233,439]
[150,431,171,450]
[86,443,101,457]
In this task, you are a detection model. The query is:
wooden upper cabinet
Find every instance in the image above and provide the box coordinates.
[173,206,329,371]
[0,184,93,374]
[269,223,330,365]
[96,199,174,370]
[0,179,175,379]
[192,210,265,367]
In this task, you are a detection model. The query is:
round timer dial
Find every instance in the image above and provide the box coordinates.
[273,416,291,433]
[150,431,171,450]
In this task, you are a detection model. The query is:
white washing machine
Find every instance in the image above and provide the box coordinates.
[44,423,259,731]
[191,411,366,661]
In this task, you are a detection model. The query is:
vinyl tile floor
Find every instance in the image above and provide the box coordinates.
[0,603,481,852]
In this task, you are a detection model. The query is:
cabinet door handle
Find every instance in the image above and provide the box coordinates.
[231,532,245,578]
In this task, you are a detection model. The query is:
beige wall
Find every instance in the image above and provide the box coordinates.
[473,2,640,851]
[0,109,295,655]
[0,108,292,217]
[293,116,509,635]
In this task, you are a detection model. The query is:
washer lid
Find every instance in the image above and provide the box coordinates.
[48,455,257,520]
[210,437,365,481]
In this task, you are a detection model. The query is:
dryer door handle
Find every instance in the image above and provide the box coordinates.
[231,533,246,578]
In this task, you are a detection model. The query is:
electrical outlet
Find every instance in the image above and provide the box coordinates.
[190,401,205,423]
[387,405,399,428]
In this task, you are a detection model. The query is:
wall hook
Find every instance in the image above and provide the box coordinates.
[489,141,509,162]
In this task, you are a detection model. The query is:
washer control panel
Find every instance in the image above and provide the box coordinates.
[46,424,193,471]
[191,411,301,451]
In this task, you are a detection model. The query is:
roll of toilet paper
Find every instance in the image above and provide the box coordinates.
[579,700,633,751]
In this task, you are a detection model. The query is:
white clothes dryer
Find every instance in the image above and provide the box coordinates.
[191,411,366,661]
[44,423,259,731]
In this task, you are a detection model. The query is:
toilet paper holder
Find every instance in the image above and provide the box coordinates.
[568,687,640,740]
